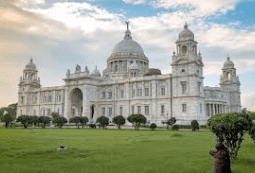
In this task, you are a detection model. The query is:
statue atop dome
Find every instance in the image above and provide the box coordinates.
[125,21,129,30]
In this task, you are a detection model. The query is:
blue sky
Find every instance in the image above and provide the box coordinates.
[0,0,254,111]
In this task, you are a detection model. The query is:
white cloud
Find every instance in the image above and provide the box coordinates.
[151,0,240,16]
[123,0,146,4]
[241,91,255,111]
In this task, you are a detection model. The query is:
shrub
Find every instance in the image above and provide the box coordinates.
[51,112,67,128]
[191,120,199,131]
[69,116,81,128]
[127,114,147,130]
[207,112,253,162]
[249,125,255,143]
[38,116,51,128]
[172,124,179,131]
[16,115,32,128]
[179,125,191,129]
[31,116,39,126]
[149,123,157,130]
[166,117,176,130]
[89,124,96,128]
[96,116,109,129]
[112,115,126,129]
[79,117,89,128]
[1,113,15,128]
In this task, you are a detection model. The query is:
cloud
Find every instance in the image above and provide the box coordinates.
[151,0,240,16]
[123,0,146,4]
[241,91,255,111]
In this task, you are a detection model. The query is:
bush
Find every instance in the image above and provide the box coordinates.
[96,116,109,129]
[16,115,32,128]
[69,116,81,128]
[172,124,179,131]
[1,113,15,128]
[191,120,199,131]
[89,123,96,128]
[79,117,89,128]
[38,116,51,128]
[166,117,176,130]
[207,112,253,162]
[149,123,157,130]
[249,125,255,143]
[127,114,147,130]
[179,125,191,129]
[112,115,126,129]
[51,112,67,128]
[31,116,39,126]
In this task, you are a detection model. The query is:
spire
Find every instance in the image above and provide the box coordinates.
[184,22,188,29]
[227,53,230,61]
[30,57,33,63]
[124,21,132,40]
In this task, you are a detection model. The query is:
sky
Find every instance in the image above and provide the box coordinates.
[0,0,255,111]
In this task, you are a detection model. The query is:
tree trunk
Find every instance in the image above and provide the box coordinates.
[118,125,121,129]
[5,122,8,127]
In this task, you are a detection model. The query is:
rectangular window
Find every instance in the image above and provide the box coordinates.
[47,109,51,116]
[132,106,134,114]
[120,107,123,115]
[198,82,201,94]
[145,88,149,96]
[161,105,165,115]
[161,88,165,96]
[49,96,52,102]
[102,92,105,99]
[43,109,45,116]
[121,90,124,98]
[109,92,112,99]
[109,107,112,116]
[102,108,105,116]
[200,104,202,113]
[137,106,141,114]
[137,89,142,96]
[132,89,135,98]
[182,104,187,112]
[181,82,187,94]
[145,106,149,115]
[21,96,24,104]
[59,95,61,102]
[115,65,118,72]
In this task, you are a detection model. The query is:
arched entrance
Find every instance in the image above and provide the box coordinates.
[90,105,95,119]
[70,88,83,118]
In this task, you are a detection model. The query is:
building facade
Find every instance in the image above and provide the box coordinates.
[16,23,241,125]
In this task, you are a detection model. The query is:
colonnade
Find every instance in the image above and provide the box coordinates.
[206,103,226,117]
[108,59,148,73]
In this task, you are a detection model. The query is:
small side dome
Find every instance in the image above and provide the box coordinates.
[25,58,36,70]
[91,66,101,77]
[179,22,194,41]
[223,57,234,69]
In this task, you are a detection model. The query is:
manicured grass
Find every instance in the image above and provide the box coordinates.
[0,127,254,173]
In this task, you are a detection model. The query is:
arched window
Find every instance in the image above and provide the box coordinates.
[182,45,187,55]
[108,90,112,99]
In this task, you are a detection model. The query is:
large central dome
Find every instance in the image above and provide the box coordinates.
[112,39,144,54]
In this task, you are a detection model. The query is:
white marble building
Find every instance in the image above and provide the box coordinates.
[16,23,241,125]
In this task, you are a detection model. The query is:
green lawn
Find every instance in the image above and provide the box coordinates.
[0,127,254,173]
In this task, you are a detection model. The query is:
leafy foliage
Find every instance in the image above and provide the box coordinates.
[172,124,179,131]
[89,123,96,128]
[51,112,67,128]
[79,117,89,128]
[247,111,255,120]
[96,116,109,129]
[69,116,81,128]
[112,115,126,129]
[16,115,32,128]
[127,114,147,130]
[249,124,255,143]
[1,113,15,127]
[31,116,39,126]
[191,120,199,131]
[207,112,253,162]
[38,116,51,128]
[166,117,176,129]
[149,123,157,130]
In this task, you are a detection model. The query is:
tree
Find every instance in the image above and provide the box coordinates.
[242,107,248,114]
[112,115,126,129]
[16,115,32,128]
[31,116,39,127]
[150,123,157,131]
[51,112,67,128]
[1,113,14,127]
[247,111,255,120]
[166,117,176,130]
[79,117,89,128]
[38,116,51,128]
[69,116,81,128]
[191,120,199,131]
[6,103,17,119]
[96,116,109,129]
[207,112,253,162]
[127,114,147,130]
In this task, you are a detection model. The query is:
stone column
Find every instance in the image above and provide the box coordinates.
[64,87,71,120]
[216,104,218,114]
[212,104,215,115]
[209,104,211,116]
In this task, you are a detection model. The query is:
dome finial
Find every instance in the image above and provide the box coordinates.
[125,21,129,30]
[184,22,188,29]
